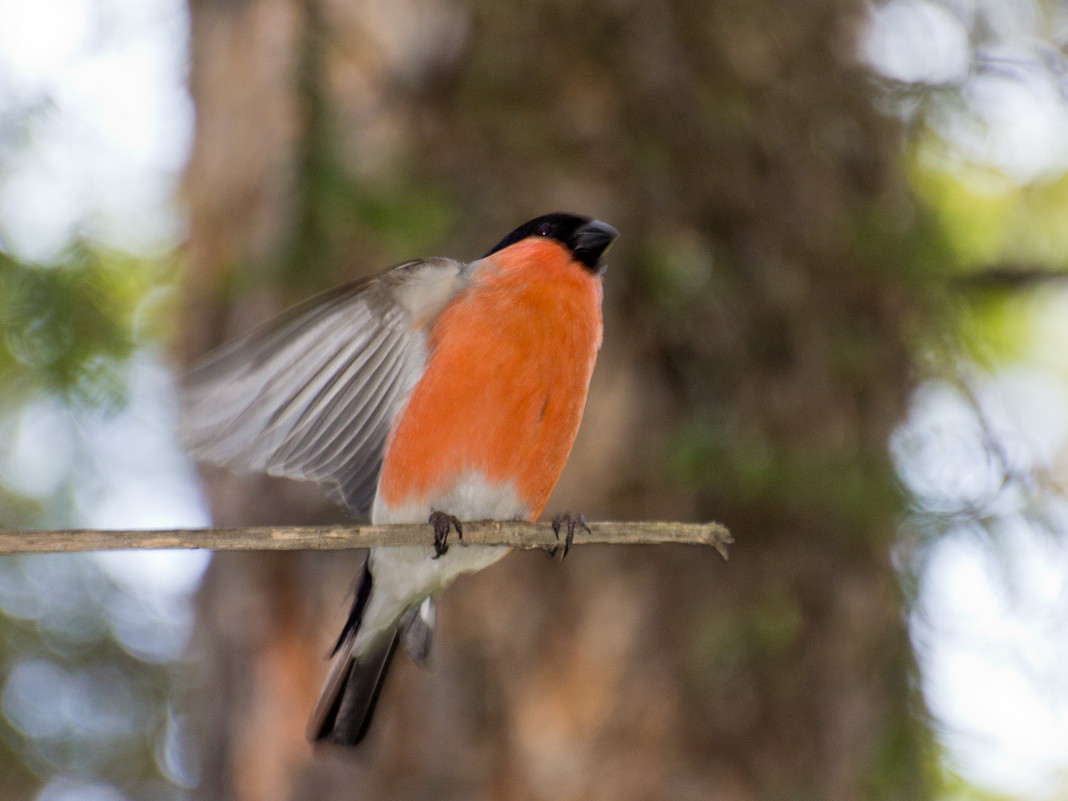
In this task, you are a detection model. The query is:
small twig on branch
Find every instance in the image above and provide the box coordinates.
[0,521,733,559]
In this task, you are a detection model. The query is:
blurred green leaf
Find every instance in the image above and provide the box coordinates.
[0,243,169,409]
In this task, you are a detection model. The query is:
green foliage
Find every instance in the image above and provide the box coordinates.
[909,142,1068,369]
[911,148,1068,269]
[0,243,172,409]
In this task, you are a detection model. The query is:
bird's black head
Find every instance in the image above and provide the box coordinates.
[484,213,619,272]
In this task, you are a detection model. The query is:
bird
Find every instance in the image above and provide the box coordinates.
[180,212,618,746]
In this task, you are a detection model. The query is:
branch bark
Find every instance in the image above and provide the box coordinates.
[0,521,733,558]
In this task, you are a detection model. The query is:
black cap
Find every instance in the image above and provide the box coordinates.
[484,213,619,272]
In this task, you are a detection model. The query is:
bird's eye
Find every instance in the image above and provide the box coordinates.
[535,223,553,236]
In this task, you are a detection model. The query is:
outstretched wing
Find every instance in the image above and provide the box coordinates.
[180,258,466,514]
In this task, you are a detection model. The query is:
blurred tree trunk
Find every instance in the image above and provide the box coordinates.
[182,1,933,800]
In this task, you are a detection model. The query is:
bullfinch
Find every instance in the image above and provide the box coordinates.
[180,212,618,746]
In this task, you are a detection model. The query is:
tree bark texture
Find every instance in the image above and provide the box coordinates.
[182,1,933,799]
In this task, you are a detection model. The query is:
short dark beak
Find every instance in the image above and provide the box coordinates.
[571,220,619,271]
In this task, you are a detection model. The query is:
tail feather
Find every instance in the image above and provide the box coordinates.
[308,559,437,746]
[308,558,394,746]
[330,558,373,657]
[308,628,401,746]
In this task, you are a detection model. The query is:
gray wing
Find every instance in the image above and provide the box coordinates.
[180,258,466,514]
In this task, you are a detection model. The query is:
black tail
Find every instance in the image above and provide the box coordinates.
[307,559,399,746]
[308,626,401,746]
[307,560,436,746]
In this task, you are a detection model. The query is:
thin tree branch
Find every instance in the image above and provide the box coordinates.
[954,265,1068,290]
[0,521,733,559]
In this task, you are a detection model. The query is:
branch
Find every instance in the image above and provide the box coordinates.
[955,265,1068,290]
[0,521,733,559]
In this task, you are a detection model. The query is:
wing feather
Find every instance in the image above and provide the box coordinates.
[272,325,404,470]
[180,259,465,514]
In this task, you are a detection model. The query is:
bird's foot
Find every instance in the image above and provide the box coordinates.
[429,511,462,559]
[548,512,590,559]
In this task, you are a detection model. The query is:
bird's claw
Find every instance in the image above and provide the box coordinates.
[429,511,462,559]
[548,512,590,559]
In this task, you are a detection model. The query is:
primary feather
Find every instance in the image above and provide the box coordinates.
[180,259,467,513]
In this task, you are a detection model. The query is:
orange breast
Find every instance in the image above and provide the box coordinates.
[377,239,603,520]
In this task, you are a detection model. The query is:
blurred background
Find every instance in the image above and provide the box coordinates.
[1,0,1068,799]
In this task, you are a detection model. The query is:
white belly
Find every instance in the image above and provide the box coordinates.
[370,467,529,524]
[356,470,523,647]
